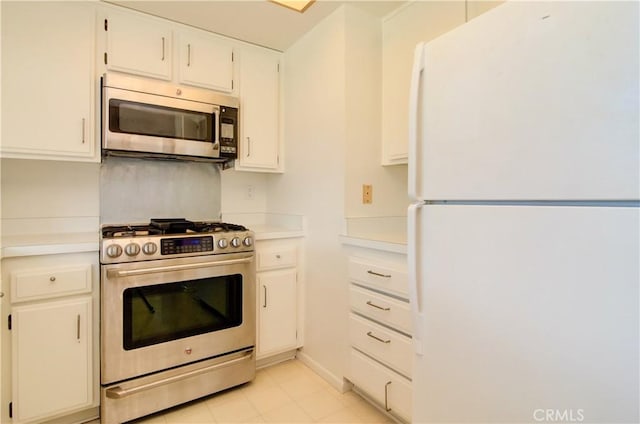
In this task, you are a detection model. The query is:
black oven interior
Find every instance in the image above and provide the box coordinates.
[123,274,243,350]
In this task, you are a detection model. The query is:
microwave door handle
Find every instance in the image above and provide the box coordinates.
[214,109,220,152]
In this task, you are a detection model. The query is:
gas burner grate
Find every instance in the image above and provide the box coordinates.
[192,222,248,233]
[102,225,163,238]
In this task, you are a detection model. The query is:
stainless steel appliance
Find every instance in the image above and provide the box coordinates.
[100,219,255,423]
[102,73,239,162]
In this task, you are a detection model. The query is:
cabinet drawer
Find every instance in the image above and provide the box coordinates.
[350,285,411,335]
[256,247,297,271]
[349,348,412,422]
[349,313,412,377]
[11,264,92,303]
[348,258,408,298]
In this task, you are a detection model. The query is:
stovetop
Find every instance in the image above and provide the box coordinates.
[100,219,253,264]
[102,219,248,238]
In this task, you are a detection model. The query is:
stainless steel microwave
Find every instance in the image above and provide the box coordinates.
[102,73,239,162]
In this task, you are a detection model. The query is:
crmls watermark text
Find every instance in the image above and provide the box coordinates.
[533,409,585,422]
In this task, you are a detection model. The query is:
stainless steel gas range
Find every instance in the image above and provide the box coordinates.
[99,219,256,423]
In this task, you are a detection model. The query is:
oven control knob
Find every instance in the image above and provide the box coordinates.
[124,243,141,256]
[142,242,157,255]
[243,236,253,247]
[106,244,123,258]
[218,238,228,249]
[231,237,241,248]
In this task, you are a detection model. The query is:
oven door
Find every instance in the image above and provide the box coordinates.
[103,85,221,159]
[101,252,255,385]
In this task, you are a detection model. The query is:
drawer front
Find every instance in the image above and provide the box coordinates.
[348,258,408,298]
[256,247,297,271]
[350,348,412,422]
[349,313,412,377]
[350,285,411,335]
[11,264,92,303]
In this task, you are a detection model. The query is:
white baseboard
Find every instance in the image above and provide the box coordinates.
[256,350,297,369]
[295,350,352,393]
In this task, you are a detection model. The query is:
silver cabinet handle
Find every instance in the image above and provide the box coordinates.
[187,43,191,67]
[105,350,253,399]
[366,300,390,311]
[367,270,391,278]
[263,285,267,308]
[76,314,81,342]
[247,137,251,157]
[384,381,392,412]
[366,331,390,344]
[161,37,165,61]
[81,118,85,144]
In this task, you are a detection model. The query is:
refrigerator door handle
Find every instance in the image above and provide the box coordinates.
[408,202,425,356]
[408,42,426,202]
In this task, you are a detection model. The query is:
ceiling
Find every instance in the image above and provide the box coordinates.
[106,0,406,51]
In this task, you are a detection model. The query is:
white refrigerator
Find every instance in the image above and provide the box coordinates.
[407,1,639,423]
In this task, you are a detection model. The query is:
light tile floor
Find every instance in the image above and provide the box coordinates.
[127,359,393,424]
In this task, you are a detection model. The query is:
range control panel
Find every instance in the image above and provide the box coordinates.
[101,232,253,264]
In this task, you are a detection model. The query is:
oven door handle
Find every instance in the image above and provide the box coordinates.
[107,257,253,278]
[105,350,254,399]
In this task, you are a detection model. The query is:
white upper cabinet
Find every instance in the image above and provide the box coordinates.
[104,8,172,80]
[0,1,97,162]
[381,1,504,165]
[102,6,235,92]
[178,29,234,92]
[235,45,282,172]
[382,1,466,165]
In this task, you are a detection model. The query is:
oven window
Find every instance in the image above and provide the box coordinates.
[123,275,242,350]
[109,99,214,142]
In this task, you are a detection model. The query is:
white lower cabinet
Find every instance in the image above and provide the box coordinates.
[12,298,92,423]
[346,251,411,422]
[1,252,99,424]
[257,269,297,356]
[255,238,302,361]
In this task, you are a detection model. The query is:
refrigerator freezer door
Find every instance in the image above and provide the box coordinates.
[419,1,639,201]
[413,205,639,423]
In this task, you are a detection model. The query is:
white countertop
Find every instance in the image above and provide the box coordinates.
[251,225,305,240]
[0,226,303,258]
[1,232,100,258]
[339,235,407,254]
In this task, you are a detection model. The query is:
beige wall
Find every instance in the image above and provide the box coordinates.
[345,5,408,219]
[267,5,348,381]
[0,159,100,221]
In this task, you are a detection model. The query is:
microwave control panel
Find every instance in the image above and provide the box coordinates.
[220,106,238,159]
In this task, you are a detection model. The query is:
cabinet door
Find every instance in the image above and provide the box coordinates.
[1,1,96,161]
[105,9,172,80]
[178,29,234,92]
[12,297,92,423]
[236,46,281,171]
[381,1,466,165]
[257,269,297,356]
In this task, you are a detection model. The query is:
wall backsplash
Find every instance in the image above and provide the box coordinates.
[100,157,221,224]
